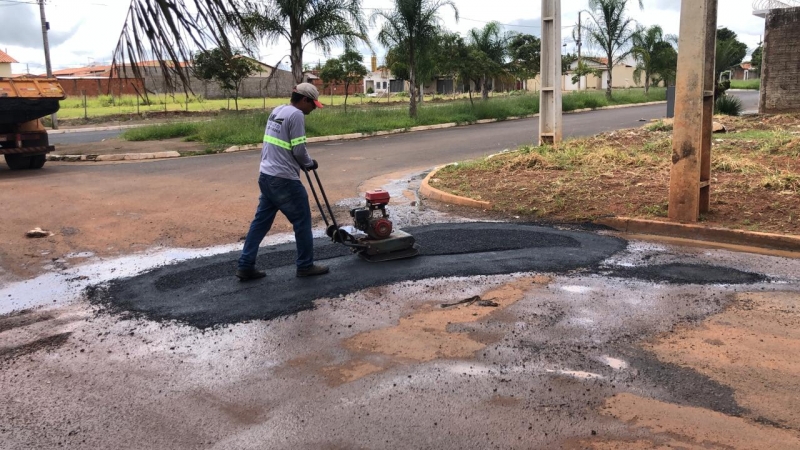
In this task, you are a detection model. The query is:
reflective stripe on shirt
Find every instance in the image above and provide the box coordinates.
[263,134,307,150]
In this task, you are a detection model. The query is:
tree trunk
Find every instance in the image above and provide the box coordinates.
[408,43,418,119]
[644,70,650,95]
[344,82,349,113]
[419,82,424,104]
[606,62,613,100]
[290,36,304,84]
[481,75,489,101]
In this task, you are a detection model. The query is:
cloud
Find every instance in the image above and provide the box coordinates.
[0,4,82,50]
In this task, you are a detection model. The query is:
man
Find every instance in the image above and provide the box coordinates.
[236,83,329,281]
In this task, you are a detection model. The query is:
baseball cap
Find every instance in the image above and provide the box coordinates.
[294,83,324,108]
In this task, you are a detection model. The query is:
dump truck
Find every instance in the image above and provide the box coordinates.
[0,77,65,170]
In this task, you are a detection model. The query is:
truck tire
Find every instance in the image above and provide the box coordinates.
[29,154,47,169]
[4,154,32,170]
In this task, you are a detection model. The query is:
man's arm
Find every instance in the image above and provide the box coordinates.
[288,111,313,168]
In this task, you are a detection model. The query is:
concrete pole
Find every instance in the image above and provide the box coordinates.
[668,0,718,222]
[39,0,58,129]
[539,0,562,146]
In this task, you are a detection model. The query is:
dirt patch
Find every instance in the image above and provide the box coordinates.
[646,291,800,431]
[320,276,551,385]
[588,393,800,449]
[0,332,71,363]
[430,113,800,235]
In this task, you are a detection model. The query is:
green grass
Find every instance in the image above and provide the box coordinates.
[122,88,666,146]
[730,79,761,90]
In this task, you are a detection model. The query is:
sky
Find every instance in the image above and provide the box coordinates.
[0,0,772,75]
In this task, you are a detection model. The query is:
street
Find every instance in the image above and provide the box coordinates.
[3,88,799,449]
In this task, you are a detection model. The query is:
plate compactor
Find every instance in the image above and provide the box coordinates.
[303,168,420,262]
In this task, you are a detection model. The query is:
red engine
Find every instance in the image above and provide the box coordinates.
[350,189,393,239]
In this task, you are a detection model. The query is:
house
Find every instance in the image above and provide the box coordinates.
[0,49,18,78]
[564,57,639,91]
[363,67,407,94]
[727,62,760,81]
[304,70,364,96]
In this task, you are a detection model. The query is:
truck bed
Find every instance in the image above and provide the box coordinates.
[0,78,65,125]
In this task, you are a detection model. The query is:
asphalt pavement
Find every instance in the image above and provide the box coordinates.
[48,90,760,146]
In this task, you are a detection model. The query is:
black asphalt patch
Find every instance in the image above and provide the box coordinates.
[87,223,625,328]
[605,263,766,285]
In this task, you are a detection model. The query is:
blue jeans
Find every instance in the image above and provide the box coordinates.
[238,173,314,270]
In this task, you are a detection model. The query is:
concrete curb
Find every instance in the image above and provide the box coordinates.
[49,151,181,162]
[419,166,492,209]
[596,217,800,252]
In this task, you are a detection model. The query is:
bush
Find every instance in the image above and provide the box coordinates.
[715,94,743,116]
[366,87,374,94]
[394,91,410,98]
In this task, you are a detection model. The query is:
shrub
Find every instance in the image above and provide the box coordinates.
[714,94,743,116]
[366,87,374,94]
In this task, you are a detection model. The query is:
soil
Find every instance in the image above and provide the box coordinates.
[52,138,209,156]
[430,113,800,235]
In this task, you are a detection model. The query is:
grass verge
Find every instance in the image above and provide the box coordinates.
[730,79,761,90]
[430,113,800,235]
[122,88,666,145]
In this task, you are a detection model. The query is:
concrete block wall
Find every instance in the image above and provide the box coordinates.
[141,67,297,100]
[760,7,800,113]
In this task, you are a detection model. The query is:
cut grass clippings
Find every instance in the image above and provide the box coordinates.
[430,113,800,235]
[121,89,666,147]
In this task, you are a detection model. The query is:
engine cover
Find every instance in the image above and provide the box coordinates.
[368,217,393,240]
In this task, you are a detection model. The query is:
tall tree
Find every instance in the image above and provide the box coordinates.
[631,25,677,94]
[319,47,368,112]
[193,48,257,111]
[750,44,763,73]
[715,27,748,81]
[507,33,541,88]
[242,0,370,84]
[583,0,643,99]
[649,41,678,87]
[372,0,458,118]
[468,22,507,101]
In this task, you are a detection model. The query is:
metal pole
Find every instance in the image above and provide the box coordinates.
[668,0,718,222]
[539,0,562,146]
[39,0,58,129]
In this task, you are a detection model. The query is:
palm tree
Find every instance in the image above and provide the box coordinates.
[112,0,368,89]
[372,0,458,119]
[583,0,643,99]
[467,22,507,101]
[242,0,370,84]
[631,25,677,94]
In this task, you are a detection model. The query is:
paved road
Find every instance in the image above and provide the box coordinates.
[48,90,760,146]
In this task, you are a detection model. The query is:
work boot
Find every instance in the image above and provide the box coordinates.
[296,264,329,278]
[236,268,266,281]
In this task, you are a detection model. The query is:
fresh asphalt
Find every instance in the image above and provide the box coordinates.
[48,90,760,146]
[90,223,764,329]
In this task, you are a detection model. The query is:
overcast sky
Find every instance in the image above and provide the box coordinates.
[0,0,769,75]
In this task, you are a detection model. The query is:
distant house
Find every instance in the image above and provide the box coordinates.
[304,70,364,96]
[363,67,407,94]
[0,49,18,78]
[565,57,639,91]
[727,62,760,81]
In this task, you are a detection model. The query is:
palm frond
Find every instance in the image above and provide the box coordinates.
[112,0,250,94]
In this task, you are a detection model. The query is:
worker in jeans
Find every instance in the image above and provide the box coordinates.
[236,83,329,281]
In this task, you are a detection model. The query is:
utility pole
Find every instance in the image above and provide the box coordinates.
[38,0,58,129]
[668,0,718,222]
[539,0,562,146]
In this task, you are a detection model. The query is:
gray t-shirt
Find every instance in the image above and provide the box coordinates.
[259,104,313,180]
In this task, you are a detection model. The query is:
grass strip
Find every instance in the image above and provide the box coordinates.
[122,89,666,145]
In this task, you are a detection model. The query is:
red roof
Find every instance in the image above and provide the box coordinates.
[0,49,18,64]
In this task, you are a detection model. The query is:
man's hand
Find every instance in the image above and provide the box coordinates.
[305,159,319,171]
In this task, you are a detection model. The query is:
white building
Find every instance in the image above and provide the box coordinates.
[0,49,18,78]
[363,68,407,94]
